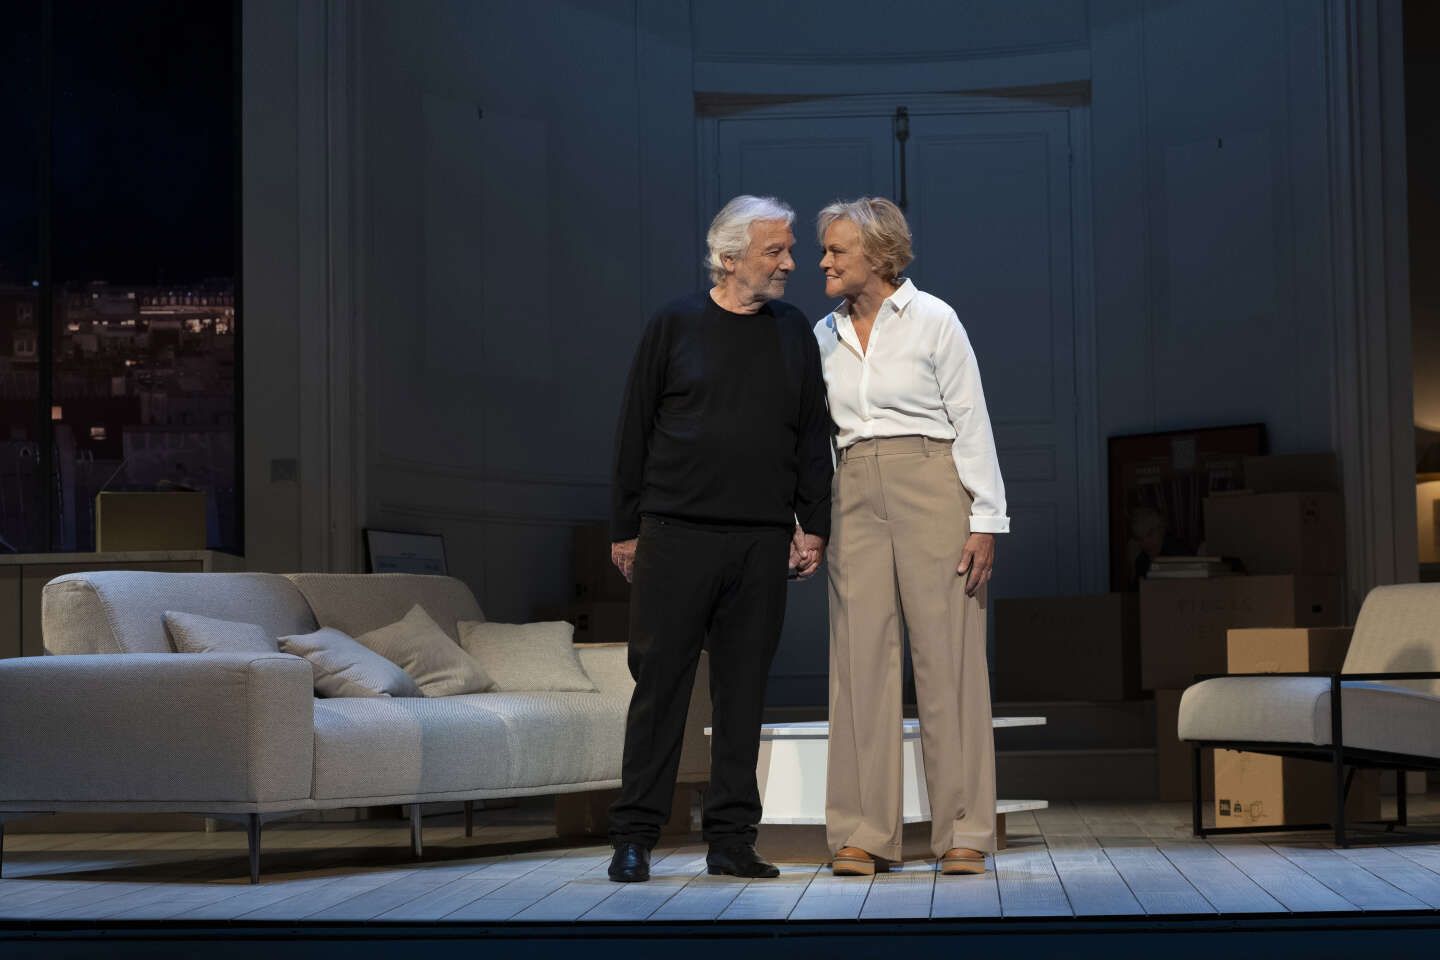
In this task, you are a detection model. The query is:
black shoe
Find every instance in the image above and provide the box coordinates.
[706,842,780,878]
[608,842,650,883]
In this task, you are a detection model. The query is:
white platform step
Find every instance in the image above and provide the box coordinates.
[718,717,1047,827]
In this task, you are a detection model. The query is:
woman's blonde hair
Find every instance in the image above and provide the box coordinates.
[816,197,914,282]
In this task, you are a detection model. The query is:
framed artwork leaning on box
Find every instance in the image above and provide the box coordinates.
[1107,423,1266,591]
[364,528,448,576]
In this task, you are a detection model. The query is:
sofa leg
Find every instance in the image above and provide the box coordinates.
[1398,770,1409,827]
[1191,746,1204,837]
[410,804,423,859]
[247,814,261,885]
[0,819,5,879]
[464,800,474,838]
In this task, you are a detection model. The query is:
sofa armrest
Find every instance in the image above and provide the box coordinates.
[0,653,314,806]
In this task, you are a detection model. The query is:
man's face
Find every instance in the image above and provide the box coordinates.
[727,219,796,302]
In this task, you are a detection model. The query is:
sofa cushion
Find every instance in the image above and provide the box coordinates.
[574,643,635,699]
[279,627,422,698]
[43,572,318,655]
[286,573,484,641]
[355,604,493,696]
[311,696,515,800]
[458,620,597,693]
[474,692,627,789]
[1178,676,1440,760]
[164,611,277,655]
[310,691,628,800]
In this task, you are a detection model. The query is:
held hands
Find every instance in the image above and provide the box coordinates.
[789,525,826,579]
[957,532,995,597]
[611,538,638,583]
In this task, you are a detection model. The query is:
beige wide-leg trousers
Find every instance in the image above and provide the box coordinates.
[825,435,996,861]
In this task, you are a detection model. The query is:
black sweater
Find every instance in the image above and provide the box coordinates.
[611,293,833,541]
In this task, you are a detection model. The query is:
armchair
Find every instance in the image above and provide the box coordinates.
[1178,584,1440,847]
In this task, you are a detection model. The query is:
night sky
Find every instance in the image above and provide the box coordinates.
[0,0,235,286]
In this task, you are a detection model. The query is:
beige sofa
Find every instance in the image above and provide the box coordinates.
[0,571,706,881]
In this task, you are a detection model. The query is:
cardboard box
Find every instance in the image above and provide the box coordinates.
[96,491,207,551]
[573,522,630,603]
[1241,453,1339,493]
[1215,622,1381,826]
[1214,750,1379,827]
[1156,688,1214,802]
[571,600,630,644]
[1226,627,1353,674]
[1139,575,1343,690]
[1204,491,1345,575]
[994,594,1138,701]
[1232,627,1425,780]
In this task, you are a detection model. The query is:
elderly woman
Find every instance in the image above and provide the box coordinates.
[813,198,1008,877]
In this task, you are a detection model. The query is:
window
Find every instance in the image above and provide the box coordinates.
[0,1,240,554]
[0,1,44,553]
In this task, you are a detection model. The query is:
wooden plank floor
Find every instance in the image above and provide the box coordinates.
[4,798,1440,923]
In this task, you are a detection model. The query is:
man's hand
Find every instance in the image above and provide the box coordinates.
[798,533,826,578]
[611,539,638,583]
[791,526,826,579]
[957,532,995,597]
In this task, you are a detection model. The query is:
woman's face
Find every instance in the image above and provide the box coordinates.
[820,218,874,301]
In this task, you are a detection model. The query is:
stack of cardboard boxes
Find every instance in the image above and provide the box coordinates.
[994,594,1139,702]
[1144,571,1343,802]
[1146,452,1382,821]
[1212,626,1378,826]
[992,592,1147,799]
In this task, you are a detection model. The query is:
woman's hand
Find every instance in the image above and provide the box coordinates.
[790,525,826,579]
[957,533,995,597]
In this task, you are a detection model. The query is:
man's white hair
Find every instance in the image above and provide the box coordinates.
[705,195,795,283]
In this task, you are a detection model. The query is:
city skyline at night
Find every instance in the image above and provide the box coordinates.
[0,0,239,554]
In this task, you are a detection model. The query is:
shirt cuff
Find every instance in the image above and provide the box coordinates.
[969,515,1010,534]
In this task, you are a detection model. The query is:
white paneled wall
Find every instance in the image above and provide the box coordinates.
[244,0,1413,701]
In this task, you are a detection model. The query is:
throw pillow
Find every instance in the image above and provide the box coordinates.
[278,627,423,698]
[164,611,277,655]
[457,619,597,693]
[355,604,493,696]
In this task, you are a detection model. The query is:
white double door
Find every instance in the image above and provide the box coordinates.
[705,97,1094,705]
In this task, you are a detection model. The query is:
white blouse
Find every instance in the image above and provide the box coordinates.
[814,279,1010,534]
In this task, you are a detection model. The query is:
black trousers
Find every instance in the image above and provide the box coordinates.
[608,515,791,849]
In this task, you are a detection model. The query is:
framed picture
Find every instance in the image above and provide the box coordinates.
[1107,423,1267,591]
[364,528,448,576]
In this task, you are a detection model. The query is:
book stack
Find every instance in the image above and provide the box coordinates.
[1145,556,1232,579]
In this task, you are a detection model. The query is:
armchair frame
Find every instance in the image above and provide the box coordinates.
[1187,671,1440,848]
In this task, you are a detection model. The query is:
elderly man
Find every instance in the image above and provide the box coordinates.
[607,195,833,883]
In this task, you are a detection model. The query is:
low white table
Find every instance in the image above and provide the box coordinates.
[707,718,1049,860]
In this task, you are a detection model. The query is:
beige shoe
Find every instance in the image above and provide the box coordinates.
[832,846,890,876]
[940,847,987,876]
